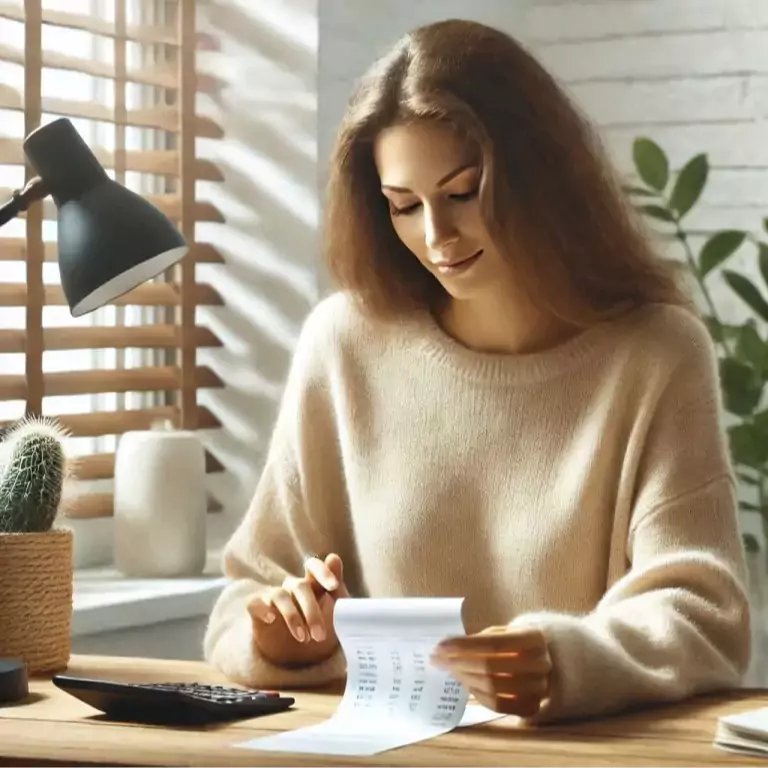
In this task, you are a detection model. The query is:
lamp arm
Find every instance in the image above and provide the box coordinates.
[0,177,50,228]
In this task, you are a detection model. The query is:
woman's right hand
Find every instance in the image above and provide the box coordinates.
[248,553,350,668]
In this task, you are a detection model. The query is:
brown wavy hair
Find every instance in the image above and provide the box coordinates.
[322,18,692,327]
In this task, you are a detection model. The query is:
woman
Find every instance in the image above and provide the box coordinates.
[204,18,751,723]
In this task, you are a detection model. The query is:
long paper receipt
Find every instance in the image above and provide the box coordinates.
[235,597,505,756]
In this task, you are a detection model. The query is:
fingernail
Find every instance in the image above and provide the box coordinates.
[326,577,339,590]
[311,626,326,642]
[295,627,306,642]
[264,612,275,624]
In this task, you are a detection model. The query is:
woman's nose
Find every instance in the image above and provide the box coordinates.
[424,208,459,251]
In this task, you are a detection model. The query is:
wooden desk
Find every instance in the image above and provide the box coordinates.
[0,655,767,767]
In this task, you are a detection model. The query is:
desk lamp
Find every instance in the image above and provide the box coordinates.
[0,117,188,704]
[0,116,188,316]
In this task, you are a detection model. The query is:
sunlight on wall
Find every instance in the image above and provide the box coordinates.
[193,0,318,549]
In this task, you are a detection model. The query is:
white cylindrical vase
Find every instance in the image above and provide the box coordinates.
[113,426,207,577]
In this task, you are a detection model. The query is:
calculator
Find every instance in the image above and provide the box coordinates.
[52,674,295,725]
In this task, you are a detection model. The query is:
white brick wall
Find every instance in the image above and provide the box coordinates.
[320,0,768,228]
[318,0,767,324]
[519,0,768,325]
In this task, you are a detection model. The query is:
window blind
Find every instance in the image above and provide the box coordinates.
[0,0,225,519]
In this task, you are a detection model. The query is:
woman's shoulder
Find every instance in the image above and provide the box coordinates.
[300,290,379,341]
[619,302,717,370]
[294,290,392,361]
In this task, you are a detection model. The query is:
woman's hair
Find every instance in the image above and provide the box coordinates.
[323,18,693,327]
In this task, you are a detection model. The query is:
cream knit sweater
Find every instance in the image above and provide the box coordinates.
[204,291,751,723]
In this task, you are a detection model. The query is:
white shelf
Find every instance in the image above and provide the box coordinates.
[72,551,228,638]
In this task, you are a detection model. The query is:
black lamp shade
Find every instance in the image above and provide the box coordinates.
[22,118,188,317]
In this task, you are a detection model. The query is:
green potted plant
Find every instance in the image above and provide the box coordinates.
[0,416,74,674]
[628,139,768,686]
[627,138,768,556]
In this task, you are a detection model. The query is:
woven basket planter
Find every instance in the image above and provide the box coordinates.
[0,528,73,675]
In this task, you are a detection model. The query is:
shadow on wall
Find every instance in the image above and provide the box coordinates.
[191,0,319,542]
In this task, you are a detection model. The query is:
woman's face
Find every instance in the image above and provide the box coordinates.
[374,120,506,300]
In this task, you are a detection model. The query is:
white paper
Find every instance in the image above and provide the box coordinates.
[458,704,508,728]
[236,597,502,756]
[718,707,768,735]
[714,707,768,756]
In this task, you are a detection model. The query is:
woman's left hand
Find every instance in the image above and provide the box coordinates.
[430,625,552,718]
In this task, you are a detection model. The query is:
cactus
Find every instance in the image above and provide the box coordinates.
[0,417,70,534]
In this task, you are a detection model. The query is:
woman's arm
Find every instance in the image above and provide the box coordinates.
[203,301,360,688]
[511,315,751,723]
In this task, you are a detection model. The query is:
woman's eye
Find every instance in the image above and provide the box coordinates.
[388,188,478,217]
[389,201,421,216]
[450,188,479,202]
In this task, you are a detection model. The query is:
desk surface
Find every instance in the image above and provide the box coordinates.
[1,654,767,767]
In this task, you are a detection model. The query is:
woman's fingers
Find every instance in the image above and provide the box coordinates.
[435,649,552,678]
[448,668,548,718]
[250,554,349,646]
[246,595,276,624]
[268,585,311,643]
[469,686,544,718]
[304,556,339,592]
[286,576,327,642]
[452,670,550,700]
[304,553,349,596]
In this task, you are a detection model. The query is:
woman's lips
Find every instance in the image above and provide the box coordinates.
[434,249,483,275]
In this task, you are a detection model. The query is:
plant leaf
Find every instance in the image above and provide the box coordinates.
[703,315,723,342]
[753,409,768,439]
[743,533,760,553]
[729,422,768,466]
[699,230,747,277]
[638,204,676,223]
[723,323,745,339]
[623,184,657,198]
[736,323,768,372]
[720,358,763,416]
[632,138,669,192]
[669,154,708,217]
[759,243,768,293]
[723,271,768,322]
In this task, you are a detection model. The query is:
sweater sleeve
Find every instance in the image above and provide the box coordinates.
[511,316,752,723]
[203,302,359,689]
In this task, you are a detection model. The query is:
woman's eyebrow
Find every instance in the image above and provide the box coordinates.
[381,163,477,193]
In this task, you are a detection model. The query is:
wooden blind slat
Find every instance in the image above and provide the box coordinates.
[113,0,127,416]
[0,375,24,400]
[0,82,19,107]
[0,282,223,308]
[0,3,180,46]
[0,365,223,400]
[23,0,43,415]
[74,449,224,481]
[0,406,220,437]
[65,492,222,520]
[0,189,225,224]
[0,89,223,137]
[178,0,197,430]
[146,196,225,223]
[0,240,224,264]
[0,42,195,91]
[0,325,222,354]
[0,141,224,180]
